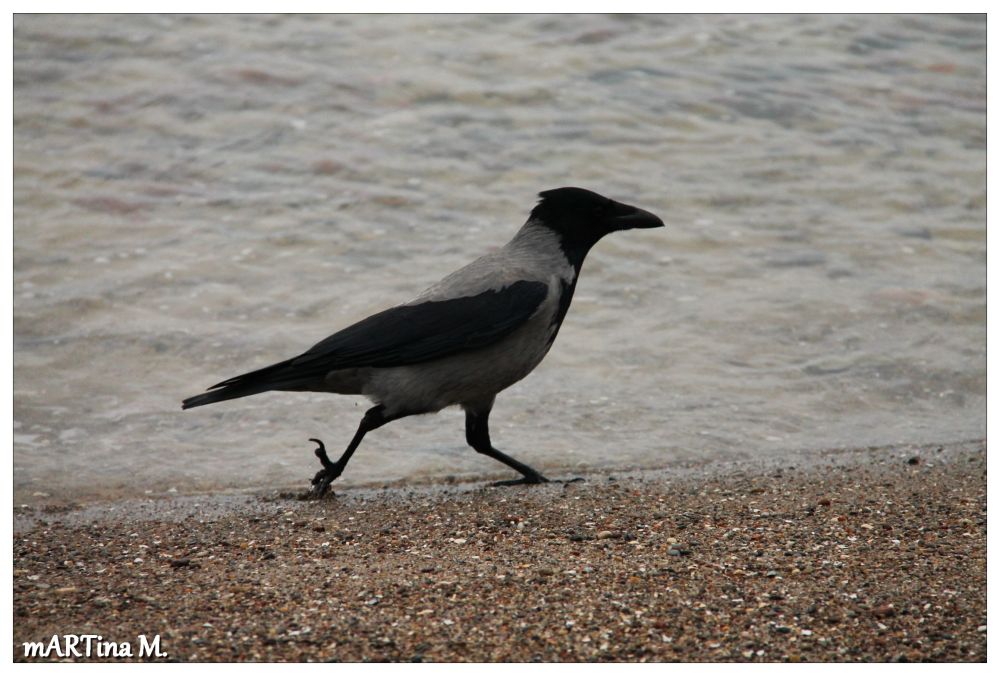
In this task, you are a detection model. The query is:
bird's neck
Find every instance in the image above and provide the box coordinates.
[506,220,591,277]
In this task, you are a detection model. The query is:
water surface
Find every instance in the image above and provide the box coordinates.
[13,14,985,503]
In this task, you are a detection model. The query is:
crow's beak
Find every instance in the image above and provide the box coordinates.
[611,203,665,230]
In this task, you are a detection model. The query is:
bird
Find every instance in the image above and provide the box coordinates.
[182,187,664,496]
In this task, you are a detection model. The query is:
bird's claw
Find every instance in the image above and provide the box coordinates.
[310,438,336,471]
[309,472,334,498]
[307,438,339,499]
[490,474,584,487]
[491,473,550,487]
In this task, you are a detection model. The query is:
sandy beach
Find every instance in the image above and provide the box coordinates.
[13,440,986,662]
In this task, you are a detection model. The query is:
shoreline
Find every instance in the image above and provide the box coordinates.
[14,438,984,519]
[14,440,987,662]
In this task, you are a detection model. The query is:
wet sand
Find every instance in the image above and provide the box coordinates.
[13,440,986,662]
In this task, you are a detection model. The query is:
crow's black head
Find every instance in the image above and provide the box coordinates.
[529,187,663,268]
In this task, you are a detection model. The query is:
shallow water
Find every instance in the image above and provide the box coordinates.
[13,14,985,503]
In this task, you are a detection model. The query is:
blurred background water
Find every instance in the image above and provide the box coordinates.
[13,14,985,503]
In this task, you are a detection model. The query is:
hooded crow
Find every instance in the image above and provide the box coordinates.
[182,187,663,496]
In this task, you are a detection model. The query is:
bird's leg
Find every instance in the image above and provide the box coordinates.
[465,405,550,486]
[309,405,389,498]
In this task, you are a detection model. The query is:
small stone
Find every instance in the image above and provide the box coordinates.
[596,531,616,540]
[872,604,896,618]
[907,456,920,465]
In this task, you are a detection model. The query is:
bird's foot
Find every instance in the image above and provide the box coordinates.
[490,474,584,487]
[307,438,341,499]
[491,472,550,487]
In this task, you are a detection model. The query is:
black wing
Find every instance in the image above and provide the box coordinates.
[293,280,549,370]
[182,280,548,408]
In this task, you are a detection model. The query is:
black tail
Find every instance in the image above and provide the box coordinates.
[181,357,314,410]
